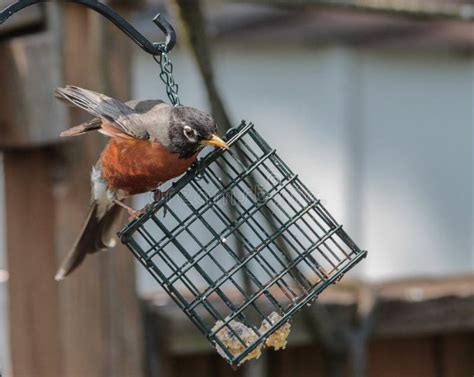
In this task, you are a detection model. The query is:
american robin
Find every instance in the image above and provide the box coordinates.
[54,85,228,281]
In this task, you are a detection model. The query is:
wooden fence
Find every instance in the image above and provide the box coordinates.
[0,2,144,376]
[144,275,474,377]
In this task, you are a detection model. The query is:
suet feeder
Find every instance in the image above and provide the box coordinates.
[119,121,367,367]
[1,0,367,368]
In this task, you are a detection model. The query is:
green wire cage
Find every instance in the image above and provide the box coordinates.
[0,0,366,369]
[119,121,367,368]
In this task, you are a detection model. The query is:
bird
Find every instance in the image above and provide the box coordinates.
[54,85,229,281]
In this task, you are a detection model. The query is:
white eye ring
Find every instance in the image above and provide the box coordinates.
[183,126,197,140]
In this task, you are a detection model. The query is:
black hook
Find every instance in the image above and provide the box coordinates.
[0,0,176,54]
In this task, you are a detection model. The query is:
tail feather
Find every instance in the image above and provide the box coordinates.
[55,203,123,281]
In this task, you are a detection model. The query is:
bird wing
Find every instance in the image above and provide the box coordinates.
[56,86,166,140]
[60,118,102,137]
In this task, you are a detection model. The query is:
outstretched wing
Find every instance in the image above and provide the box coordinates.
[56,85,159,140]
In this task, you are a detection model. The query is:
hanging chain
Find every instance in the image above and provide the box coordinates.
[153,52,180,107]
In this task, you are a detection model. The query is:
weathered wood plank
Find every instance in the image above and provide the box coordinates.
[374,295,474,338]
[368,336,437,377]
[442,333,474,377]
[267,345,327,377]
[52,8,108,377]
[172,354,214,377]
[4,150,63,377]
[53,3,144,377]
[0,31,66,148]
[166,332,473,376]
[145,276,474,354]
[1,2,144,376]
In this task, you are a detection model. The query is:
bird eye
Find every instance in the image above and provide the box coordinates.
[183,126,196,140]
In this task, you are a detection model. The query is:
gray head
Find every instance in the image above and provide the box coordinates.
[167,106,228,158]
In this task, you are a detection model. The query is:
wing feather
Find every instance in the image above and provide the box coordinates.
[56,86,151,139]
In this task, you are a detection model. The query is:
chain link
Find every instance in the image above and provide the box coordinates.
[153,52,180,107]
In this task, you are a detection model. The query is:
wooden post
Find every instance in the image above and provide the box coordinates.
[53,4,144,377]
[4,150,63,377]
[1,3,144,376]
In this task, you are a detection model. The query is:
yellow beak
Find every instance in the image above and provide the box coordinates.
[201,134,229,150]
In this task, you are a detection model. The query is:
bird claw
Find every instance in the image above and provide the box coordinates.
[127,204,151,220]
[153,189,167,202]
[153,189,169,217]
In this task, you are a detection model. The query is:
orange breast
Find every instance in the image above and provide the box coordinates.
[101,137,197,195]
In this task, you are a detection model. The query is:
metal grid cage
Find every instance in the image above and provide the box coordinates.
[119,121,367,367]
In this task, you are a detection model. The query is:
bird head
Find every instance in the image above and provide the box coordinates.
[168,106,229,158]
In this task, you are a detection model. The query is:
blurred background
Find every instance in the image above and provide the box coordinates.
[0,0,472,376]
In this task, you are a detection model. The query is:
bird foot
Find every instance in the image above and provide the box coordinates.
[153,188,170,217]
[127,204,152,220]
[113,199,150,220]
[153,188,171,202]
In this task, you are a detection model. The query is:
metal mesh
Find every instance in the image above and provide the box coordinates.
[119,121,367,367]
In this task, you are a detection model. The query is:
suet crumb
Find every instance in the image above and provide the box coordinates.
[212,312,292,364]
[212,319,262,364]
[259,312,291,350]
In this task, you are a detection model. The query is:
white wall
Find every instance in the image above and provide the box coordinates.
[131,43,473,293]
[360,51,473,279]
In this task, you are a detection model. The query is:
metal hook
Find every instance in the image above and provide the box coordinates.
[0,0,176,54]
